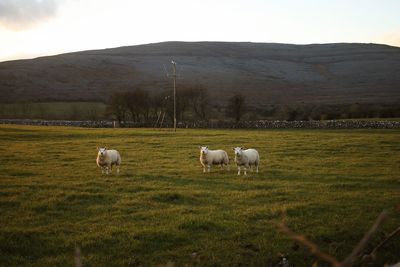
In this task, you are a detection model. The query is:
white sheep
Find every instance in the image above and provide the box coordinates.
[233,147,260,175]
[96,147,121,174]
[199,146,229,173]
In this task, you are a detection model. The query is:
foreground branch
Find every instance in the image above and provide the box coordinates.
[341,211,388,267]
[362,226,400,265]
[277,221,341,267]
[75,247,82,267]
[277,211,394,267]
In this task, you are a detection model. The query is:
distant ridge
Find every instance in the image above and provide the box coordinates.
[0,41,399,106]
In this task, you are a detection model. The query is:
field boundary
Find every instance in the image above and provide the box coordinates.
[1,119,400,129]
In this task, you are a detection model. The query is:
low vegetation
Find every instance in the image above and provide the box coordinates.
[1,96,399,123]
[0,125,399,266]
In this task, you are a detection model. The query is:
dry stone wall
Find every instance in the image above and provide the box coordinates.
[1,119,399,129]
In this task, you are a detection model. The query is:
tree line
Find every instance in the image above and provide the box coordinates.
[106,86,248,125]
[259,103,400,121]
[106,87,400,125]
[1,88,399,122]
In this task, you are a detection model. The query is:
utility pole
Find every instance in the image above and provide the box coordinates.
[171,60,177,132]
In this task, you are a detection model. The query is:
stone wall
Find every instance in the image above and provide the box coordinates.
[1,119,400,129]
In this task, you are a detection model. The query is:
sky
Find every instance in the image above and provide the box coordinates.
[0,0,399,62]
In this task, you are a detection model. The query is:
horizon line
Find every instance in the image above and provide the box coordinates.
[1,40,399,63]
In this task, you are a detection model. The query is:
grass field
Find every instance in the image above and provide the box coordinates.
[0,125,399,266]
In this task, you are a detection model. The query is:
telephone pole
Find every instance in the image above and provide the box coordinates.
[171,60,177,132]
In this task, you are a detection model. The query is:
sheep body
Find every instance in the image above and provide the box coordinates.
[199,146,229,173]
[96,148,121,174]
[234,147,259,175]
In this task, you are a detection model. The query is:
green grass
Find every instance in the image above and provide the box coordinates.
[0,125,399,266]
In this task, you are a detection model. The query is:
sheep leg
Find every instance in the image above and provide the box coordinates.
[207,165,211,173]
[244,164,249,175]
[256,164,259,173]
[220,163,226,170]
[116,165,120,174]
[101,167,105,174]
[237,166,241,175]
[105,166,109,175]
[201,163,207,173]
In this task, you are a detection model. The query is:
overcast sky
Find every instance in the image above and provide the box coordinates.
[0,0,399,62]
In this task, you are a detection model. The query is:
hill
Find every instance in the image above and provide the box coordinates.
[0,42,400,107]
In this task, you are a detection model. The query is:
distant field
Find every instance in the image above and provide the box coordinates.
[0,125,399,266]
[0,102,106,120]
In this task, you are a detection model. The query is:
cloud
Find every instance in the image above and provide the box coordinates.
[0,0,59,30]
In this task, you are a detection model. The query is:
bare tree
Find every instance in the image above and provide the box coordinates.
[226,94,247,122]
[125,89,151,122]
[163,89,190,123]
[86,107,99,121]
[186,85,209,120]
[106,92,128,125]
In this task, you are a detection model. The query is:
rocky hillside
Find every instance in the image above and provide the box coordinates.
[1,41,399,107]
